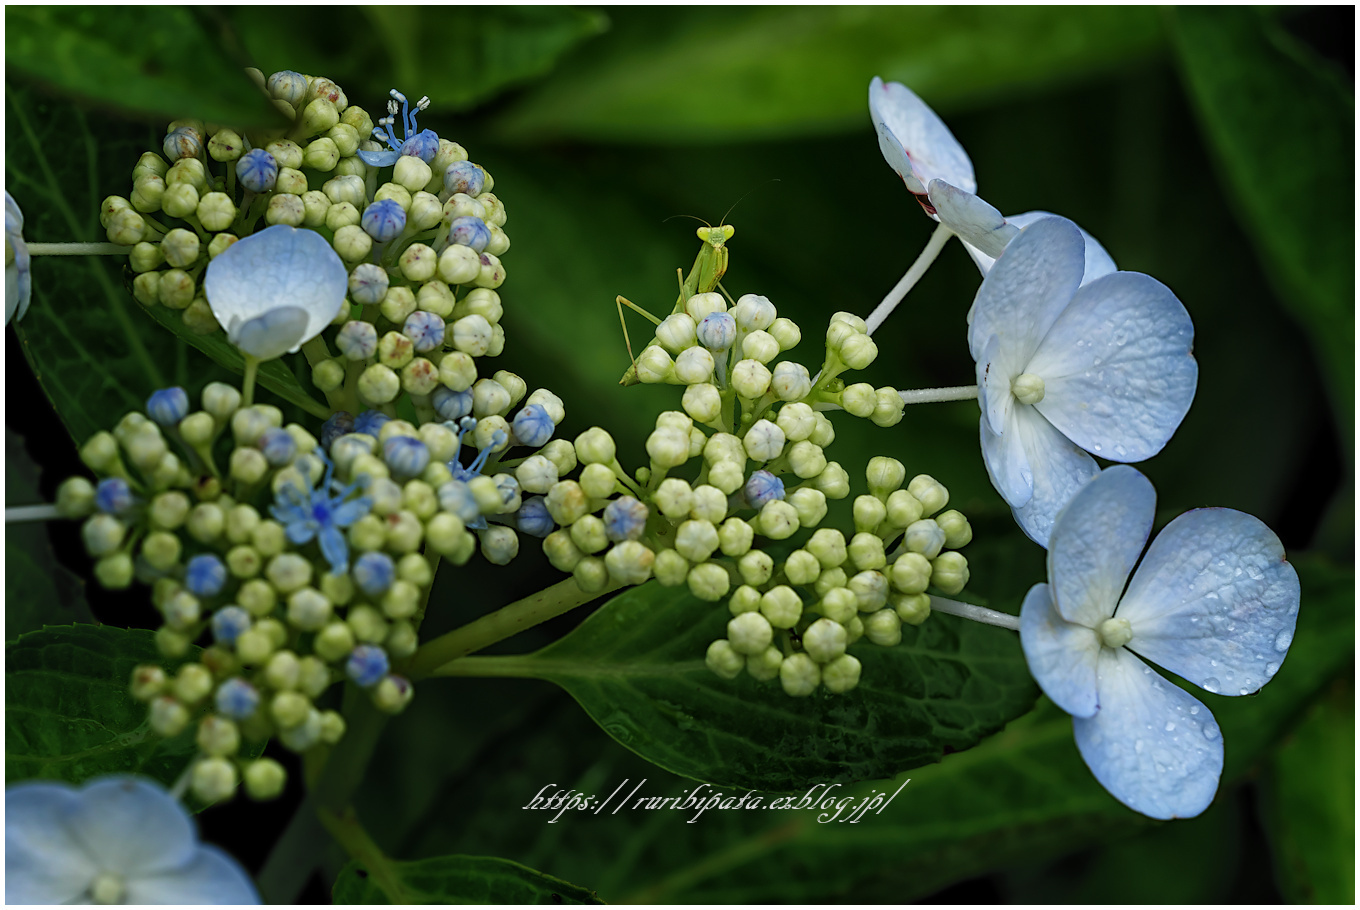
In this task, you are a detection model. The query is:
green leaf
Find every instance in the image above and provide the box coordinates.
[1169,8,1355,439]
[5,430,94,640]
[487,7,1164,143]
[5,624,197,786]
[1262,678,1355,903]
[333,855,604,904]
[5,7,281,127]
[483,580,1037,793]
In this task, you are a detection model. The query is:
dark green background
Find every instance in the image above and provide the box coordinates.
[6,6,1352,904]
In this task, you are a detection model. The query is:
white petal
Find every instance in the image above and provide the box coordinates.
[979,410,1032,509]
[1118,508,1301,697]
[5,781,98,903]
[69,776,197,876]
[1047,465,1155,628]
[1003,405,1101,548]
[868,76,975,194]
[975,332,1014,437]
[1028,271,1197,462]
[963,210,1118,285]
[126,846,260,904]
[967,216,1085,364]
[204,224,347,358]
[1019,583,1100,717]
[229,306,311,360]
[928,181,1018,259]
[1074,647,1223,820]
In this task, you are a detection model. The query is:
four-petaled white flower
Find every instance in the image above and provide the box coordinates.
[868,76,975,214]
[971,215,1197,546]
[1021,466,1300,819]
[6,191,32,325]
[203,224,348,360]
[5,775,260,903]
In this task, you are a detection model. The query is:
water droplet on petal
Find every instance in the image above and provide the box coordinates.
[1134,739,1144,753]
[1165,721,1176,732]
[1204,726,1220,741]
[1202,678,1220,693]
[1238,687,1249,696]
[1274,629,1293,652]
[1190,705,1200,715]
[1266,662,1279,677]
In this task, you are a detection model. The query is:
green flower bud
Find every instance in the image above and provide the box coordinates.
[54,477,96,519]
[573,555,609,593]
[191,757,239,804]
[399,243,438,283]
[326,202,361,232]
[786,488,826,528]
[381,286,419,325]
[285,587,331,631]
[229,447,268,485]
[863,608,903,647]
[872,387,905,428]
[266,553,312,595]
[334,224,373,261]
[840,334,878,371]
[705,640,745,680]
[825,319,858,352]
[235,627,273,665]
[904,519,946,559]
[319,710,346,745]
[357,364,400,406]
[272,691,311,729]
[728,584,762,615]
[727,611,773,655]
[244,758,287,800]
[848,531,886,571]
[849,569,890,612]
[226,545,261,579]
[132,272,161,306]
[853,495,887,534]
[295,656,329,699]
[94,553,134,589]
[675,519,719,563]
[251,520,287,557]
[935,509,972,548]
[438,350,477,391]
[783,549,821,586]
[818,586,857,623]
[131,175,165,212]
[438,245,481,285]
[717,517,754,557]
[314,621,356,662]
[301,97,339,136]
[779,652,820,697]
[372,677,414,715]
[907,474,948,516]
[821,653,862,694]
[155,627,191,659]
[687,562,731,602]
[386,621,419,660]
[573,428,616,466]
[804,617,848,663]
[140,531,181,572]
[543,529,583,571]
[82,514,125,557]
[567,514,606,555]
[684,291,726,323]
[930,551,970,595]
[650,478,689,520]
[884,489,924,529]
[760,585,802,629]
[197,715,241,757]
[425,513,471,560]
[767,317,802,351]
[674,346,715,385]
[731,359,772,399]
[682,382,722,424]
[408,192,444,232]
[689,485,727,524]
[738,550,774,587]
[173,663,213,704]
[149,696,189,737]
[741,330,779,364]
[384,510,425,554]
[311,358,345,393]
[605,540,654,585]
[893,592,931,625]
[746,646,783,682]
[787,441,827,479]
[840,383,875,420]
[635,345,675,384]
[890,552,932,594]
[646,548,685,587]
[79,431,119,473]
[265,193,306,227]
[238,578,277,616]
[300,190,329,228]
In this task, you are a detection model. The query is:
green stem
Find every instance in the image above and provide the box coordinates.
[898,385,979,405]
[428,654,543,678]
[317,805,409,901]
[301,336,346,413]
[241,354,259,407]
[404,576,622,679]
[26,241,129,255]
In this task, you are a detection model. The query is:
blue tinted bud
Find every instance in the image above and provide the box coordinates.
[236,148,278,193]
[212,606,253,646]
[347,644,390,687]
[437,479,481,525]
[511,404,554,448]
[321,412,355,449]
[266,70,309,106]
[186,553,228,597]
[353,410,390,438]
[603,495,649,542]
[352,551,395,596]
[362,199,406,242]
[146,387,190,426]
[431,386,473,421]
[745,470,785,509]
[443,161,485,197]
[360,89,436,167]
[402,311,445,352]
[515,496,555,538]
[258,427,297,466]
[697,311,737,352]
[400,129,440,163]
[382,436,430,479]
[336,321,379,360]
[95,477,134,515]
[348,262,389,305]
[447,215,490,253]
[215,677,261,719]
[163,127,201,162]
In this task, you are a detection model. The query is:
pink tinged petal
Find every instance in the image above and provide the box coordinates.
[1047,465,1155,627]
[1019,583,1100,717]
[1003,405,1101,549]
[927,181,1018,258]
[1027,271,1198,462]
[967,216,1085,364]
[1074,647,1223,820]
[5,782,99,903]
[979,410,1033,509]
[963,210,1118,286]
[125,845,260,904]
[868,77,975,195]
[1118,508,1301,697]
[68,776,198,876]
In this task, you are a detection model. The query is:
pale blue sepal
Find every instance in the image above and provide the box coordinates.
[1019,582,1100,718]
[357,149,400,167]
[989,404,1100,549]
[229,306,310,361]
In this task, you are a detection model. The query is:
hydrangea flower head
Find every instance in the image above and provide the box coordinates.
[868,77,975,213]
[203,225,347,360]
[1020,466,1300,819]
[6,191,31,325]
[5,775,259,903]
[270,448,371,574]
[358,89,437,167]
[971,216,1197,546]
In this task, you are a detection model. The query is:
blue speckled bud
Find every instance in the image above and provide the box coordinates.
[431,386,473,421]
[400,129,440,163]
[515,496,554,538]
[443,161,485,197]
[348,262,390,305]
[258,427,297,466]
[603,496,649,542]
[236,148,278,193]
[163,127,202,162]
[402,311,445,352]
[186,553,228,597]
[745,470,785,509]
[212,606,253,646]
[336,321,378,360]
[511,404,554,448]
[447,215,490,254]
[320,412,355,449]
[353,410,390,438]
[347,644,390,687]
[437,479,481,525]
[352,551,395,596]
[361,199,406,242]
[215,677,261,719]
[697,312,737,352]
[382,436,430,479]
[266,70,309,106]
[95,478,134,515]
[146,387,190,427]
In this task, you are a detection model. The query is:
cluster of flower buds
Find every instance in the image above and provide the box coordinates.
[107,71,510,424]
[52,375,560,805]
